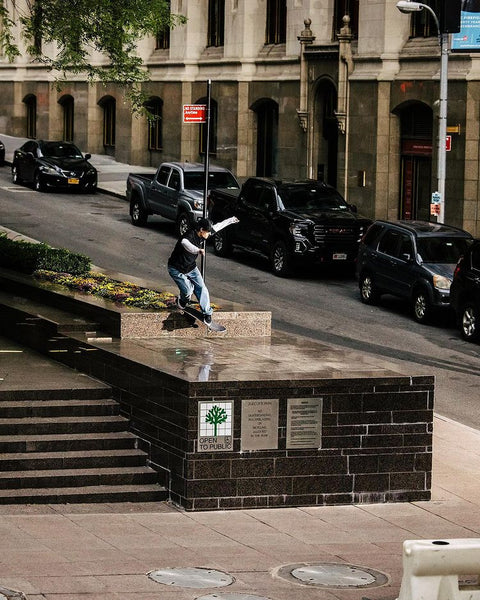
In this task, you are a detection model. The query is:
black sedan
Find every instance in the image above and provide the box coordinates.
[12,140,97,192]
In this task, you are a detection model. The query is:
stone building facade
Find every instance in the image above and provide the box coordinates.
[1,0,479,234]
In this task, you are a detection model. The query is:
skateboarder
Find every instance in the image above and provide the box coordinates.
[167,216,239,324]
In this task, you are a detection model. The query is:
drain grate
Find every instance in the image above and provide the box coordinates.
[274,562,389,589]
[147,567,234,589]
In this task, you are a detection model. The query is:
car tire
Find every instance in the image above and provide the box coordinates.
[271,240,291,276]
[12,164,22,185]
[412,288,432,324]
[130,199,148,227]
[359,272,380,305]
[176,212,191,237]
[34,172,45,192]
[213,229,233,257]
[460,302,480,342]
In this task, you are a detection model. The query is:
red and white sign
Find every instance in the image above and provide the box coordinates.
[446,135,452,152]
[183,104,207,123]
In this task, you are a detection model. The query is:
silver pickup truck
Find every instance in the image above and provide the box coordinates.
[126,161,239,236]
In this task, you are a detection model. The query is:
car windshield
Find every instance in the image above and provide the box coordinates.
[40,143,83,159]
[184,171,238,190]
[279,187,348,211]
[416,237,472,263]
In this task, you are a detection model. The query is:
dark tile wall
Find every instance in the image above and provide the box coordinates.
[1,299,434,511]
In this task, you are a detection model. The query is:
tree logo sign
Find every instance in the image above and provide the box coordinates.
[198,401,233,452]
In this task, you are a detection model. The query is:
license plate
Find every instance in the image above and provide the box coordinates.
[333,253,347,260]
[68,178,79,184]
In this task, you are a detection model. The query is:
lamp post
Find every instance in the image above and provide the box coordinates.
[396,0,448,223]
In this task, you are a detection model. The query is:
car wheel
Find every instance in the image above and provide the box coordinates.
[213,229,233,257]
[12,164,22,185]
[176,212,190,237]
[271,240,291,276]
[34,171,45,192]
[460,302,480,342]
[359,273,380,305]
[130,199,148,226]
[412,288,432,324]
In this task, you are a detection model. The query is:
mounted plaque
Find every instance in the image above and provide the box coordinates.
[241,399,279,451]
[286,397,323,449]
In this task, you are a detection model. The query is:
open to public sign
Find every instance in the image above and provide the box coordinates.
[183,104,207,123]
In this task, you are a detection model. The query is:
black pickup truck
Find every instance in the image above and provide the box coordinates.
[209,177,372,276]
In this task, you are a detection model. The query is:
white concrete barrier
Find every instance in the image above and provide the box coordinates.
[398,539,480,600]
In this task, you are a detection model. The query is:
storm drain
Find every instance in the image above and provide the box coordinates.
[274,563,389,589]
[147,567,234,589]
[196,595,272,600]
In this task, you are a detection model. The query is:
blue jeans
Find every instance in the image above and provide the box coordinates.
[168,266,213,316]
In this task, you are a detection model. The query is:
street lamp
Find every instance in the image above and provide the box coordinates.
[396,0,448,223]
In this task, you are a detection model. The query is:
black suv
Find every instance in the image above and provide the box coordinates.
[356,220,473,323]
[450,239,480,342]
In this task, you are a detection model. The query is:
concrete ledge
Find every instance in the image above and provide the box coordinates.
[0,267,271,338]
[121,310,271,338]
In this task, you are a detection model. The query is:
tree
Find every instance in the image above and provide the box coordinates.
[205,405,228,437]
[0,0,186,113]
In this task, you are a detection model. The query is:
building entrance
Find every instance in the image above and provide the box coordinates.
[400,143,432,220]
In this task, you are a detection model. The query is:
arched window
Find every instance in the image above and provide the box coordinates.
[198,98,217,156]
[99,96,116,148]
[145,97,163,151]
[207,0,225,47]
[24,95,37,139]
[252,99,278,177]
[59,95,74,142]
[266,0,286,45]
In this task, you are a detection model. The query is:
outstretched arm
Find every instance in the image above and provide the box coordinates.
[212,216,239,233]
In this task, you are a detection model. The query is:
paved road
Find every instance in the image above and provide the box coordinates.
[0,167,479,428]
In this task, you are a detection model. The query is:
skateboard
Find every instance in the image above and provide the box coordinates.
[182,305,226,332]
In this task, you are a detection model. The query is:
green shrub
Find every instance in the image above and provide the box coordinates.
[0,233,90,275]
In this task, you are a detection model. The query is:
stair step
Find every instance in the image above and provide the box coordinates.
[0,431,137,453]
[0,399,120,418]
[0,466,159,489]
[0,415,129,435]
[0,449,148,470]
[0,484,168,504]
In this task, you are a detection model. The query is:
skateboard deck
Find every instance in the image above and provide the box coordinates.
[182,306,226,332]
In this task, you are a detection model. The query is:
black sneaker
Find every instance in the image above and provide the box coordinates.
[177,296,187,310]
[204,314,212,325]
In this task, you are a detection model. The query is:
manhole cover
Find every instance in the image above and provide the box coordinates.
[148,567,234,589]
[274,563,389,589]
[197,595,272,600]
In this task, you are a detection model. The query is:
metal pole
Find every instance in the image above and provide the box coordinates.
[437,32,449,223]
[201,79,211,280]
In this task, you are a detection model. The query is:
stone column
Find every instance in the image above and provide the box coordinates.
[297,19,315,179]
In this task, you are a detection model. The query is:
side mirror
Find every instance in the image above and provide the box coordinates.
[348,203,358,213]
[84,153,91,160]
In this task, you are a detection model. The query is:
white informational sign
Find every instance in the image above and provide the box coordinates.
[197,401,233,452]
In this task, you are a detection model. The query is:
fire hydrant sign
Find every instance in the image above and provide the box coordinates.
[197,401,233,452]
[183,104,207,123]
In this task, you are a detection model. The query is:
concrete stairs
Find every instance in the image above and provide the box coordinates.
[0,394,168,504]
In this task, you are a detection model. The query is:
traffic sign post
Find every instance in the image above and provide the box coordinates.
[181,89,212,280]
